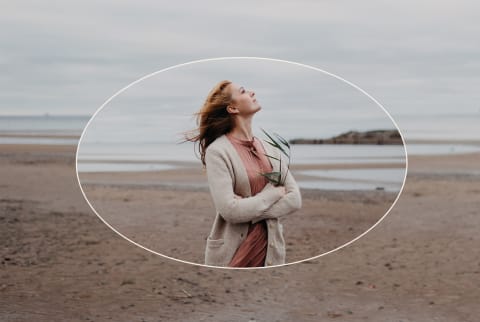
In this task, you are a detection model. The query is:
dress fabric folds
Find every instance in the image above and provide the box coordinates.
[226,132,273,267]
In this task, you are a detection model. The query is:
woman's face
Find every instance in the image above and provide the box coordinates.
[227,83,261,116]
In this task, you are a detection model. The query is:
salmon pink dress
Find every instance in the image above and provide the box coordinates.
[226,132,273,267]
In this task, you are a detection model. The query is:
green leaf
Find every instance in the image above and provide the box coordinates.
[263,153,280,161]
[274,141,290,158]
[262,128,289,158]
[260,127,276,142]
[259,171,281,185]
[273,134,289,158]
[281,167,290,185]
[274,132,290,149]
[265,140,280,149]
[260,128,281,148]
[259,127,292,186]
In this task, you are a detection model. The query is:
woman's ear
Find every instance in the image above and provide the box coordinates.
[226,104,238,114]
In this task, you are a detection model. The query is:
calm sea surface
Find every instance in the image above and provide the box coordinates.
[1,114,478,191]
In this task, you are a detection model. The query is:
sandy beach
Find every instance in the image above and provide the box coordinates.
[78,162,401,265]
[1,142,479,321]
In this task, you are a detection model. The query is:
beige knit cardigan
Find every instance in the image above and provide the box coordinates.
[204,133,302,267]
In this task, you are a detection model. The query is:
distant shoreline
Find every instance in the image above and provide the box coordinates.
[0,133,80,139]
[290,129,403,145]
[286,129,480,146]
[1,131,480,146]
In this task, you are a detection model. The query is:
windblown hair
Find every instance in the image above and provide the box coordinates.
[181,80,235,169]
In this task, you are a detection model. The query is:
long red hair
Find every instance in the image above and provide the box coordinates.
[181,80,235,169]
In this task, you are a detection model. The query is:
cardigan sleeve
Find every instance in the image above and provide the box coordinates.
[251,157,302,224]
[205,146,284,224]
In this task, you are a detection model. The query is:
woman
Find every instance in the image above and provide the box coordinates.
[184,80,302,268]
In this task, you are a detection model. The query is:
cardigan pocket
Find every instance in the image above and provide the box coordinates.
[206,237,225,248]
[205,237,228,266]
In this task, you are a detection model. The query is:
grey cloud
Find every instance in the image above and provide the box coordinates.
[1,0,479,122]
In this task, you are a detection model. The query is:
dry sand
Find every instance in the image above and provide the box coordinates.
[78,165,400,265]
[1,143,479,321]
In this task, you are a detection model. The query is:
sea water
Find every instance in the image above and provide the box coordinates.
[2,114,479,191]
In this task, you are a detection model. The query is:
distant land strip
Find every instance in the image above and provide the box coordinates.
[289,129,402,145]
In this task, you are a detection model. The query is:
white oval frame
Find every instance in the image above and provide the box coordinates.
[75,56,409,270]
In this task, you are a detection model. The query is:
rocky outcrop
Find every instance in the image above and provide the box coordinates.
[289,129,402,145]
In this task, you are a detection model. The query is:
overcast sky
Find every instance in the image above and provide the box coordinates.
[2,1,479,122]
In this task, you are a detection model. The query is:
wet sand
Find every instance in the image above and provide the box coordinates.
[1,143,479,321]
[79,167,399,264]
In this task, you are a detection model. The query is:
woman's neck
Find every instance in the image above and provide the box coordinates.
[228,127,254,141]
[229,118,254,141]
